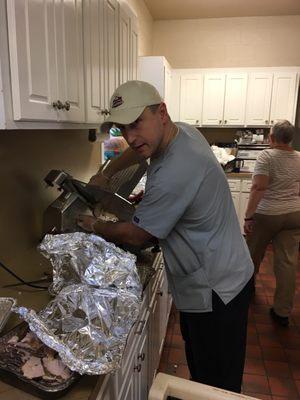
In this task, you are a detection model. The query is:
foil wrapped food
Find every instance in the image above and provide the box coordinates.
[17,284,140,375]
[14,232,143,375]
[39,232,141,298]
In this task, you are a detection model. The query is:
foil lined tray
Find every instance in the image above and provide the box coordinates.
[0,297,16,333]
[0,322,79,399]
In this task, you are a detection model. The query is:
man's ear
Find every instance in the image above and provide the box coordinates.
[158,102,168,123]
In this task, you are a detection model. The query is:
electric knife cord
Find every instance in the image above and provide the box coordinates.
[0,260,48,290]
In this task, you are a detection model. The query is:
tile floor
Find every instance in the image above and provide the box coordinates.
[158,249,300,399]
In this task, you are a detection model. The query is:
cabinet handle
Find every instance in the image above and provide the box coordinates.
[100,108,110,116]
[224,120,227,124]
[219,120,222,124]
[271,120,274,124]
[135,320,146,335]
[157,290,163,297]
[137,352,145,361]
[52,100,63,110]
[134,364,142,372]
[265,120,269,124]
[196,120,199,124]
[63,101,70,111]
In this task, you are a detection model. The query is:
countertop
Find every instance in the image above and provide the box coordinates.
[0,250,158,400]
[226,172,253,178]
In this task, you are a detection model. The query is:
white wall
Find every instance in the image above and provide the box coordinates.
[152,15,300,68]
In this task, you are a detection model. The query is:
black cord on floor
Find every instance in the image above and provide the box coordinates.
[0,260,48,290]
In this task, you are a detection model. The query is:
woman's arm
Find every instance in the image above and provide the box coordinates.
[245,174,269,219]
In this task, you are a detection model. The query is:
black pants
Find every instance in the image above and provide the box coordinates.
[179,277,253,393]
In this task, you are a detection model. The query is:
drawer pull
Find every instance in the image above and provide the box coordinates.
[135,320,146,335]
[137,352,145,361]
[157,290,163,297]
[134,364,142,372]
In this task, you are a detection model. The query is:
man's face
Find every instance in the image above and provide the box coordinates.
[116,104,167,159]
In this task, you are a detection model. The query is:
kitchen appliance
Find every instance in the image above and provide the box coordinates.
[42,155,148,237]
[235,143,269,173]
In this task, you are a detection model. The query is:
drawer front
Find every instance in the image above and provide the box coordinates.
[241,179,252,192]
[227,179,241,192]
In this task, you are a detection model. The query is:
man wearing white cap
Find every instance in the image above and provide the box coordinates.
[78,80,254,393]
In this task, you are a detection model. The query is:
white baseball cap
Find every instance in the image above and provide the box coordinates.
[100,80,162,133]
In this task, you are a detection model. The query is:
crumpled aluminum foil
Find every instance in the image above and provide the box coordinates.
[16,284,140,375]
[14,232,143,375]
[39,232,141,298]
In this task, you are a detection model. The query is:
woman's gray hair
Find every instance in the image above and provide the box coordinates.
[271,120,295,144]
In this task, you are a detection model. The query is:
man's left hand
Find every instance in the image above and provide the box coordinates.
[77,215,97,232]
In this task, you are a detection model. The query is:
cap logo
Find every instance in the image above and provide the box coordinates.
[112,95,124,108]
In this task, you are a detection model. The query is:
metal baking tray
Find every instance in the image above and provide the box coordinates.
[0,297,16,333]
[0,322,79,399]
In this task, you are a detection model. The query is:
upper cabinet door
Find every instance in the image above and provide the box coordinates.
[130,14,138,80]
[83,0,106,123]
[55,0,85,122]
[103,0,119,110]
[6,0,58,121]
[223,73,248,126]
[119,4,130,85]
[245,73,273,126]
[179,75,203,125]
[119,2,138,82]
[270,72,298,124]
[202,74,225,126]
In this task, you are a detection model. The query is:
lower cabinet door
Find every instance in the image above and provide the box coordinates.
[239,192,250,233]
[122,373,135,400]
[134,328,149,400]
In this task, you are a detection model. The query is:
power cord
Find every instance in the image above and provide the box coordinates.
[0,260,48,290]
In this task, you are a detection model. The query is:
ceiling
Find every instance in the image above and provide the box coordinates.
[144,0,300,20]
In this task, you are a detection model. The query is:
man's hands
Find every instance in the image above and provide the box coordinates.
[128,190,144,205]
[88,173,110,188]
[77,215,97,232]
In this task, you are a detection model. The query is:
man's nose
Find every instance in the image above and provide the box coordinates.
[124,129,136,145]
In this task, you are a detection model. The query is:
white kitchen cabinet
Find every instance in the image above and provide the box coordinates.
[83,0,107,123]
[84,0,138,124]
[7,0,85,123]
[6,0,58,122]
[119,3,130,85]
[134,324,149,400]
[103,0,119,110]
[179,74,203,125]
[223,73,248,125]
[138,56,172,105]
[56,0,85,122]
[245,73,273,126]
[202,73,225,126]
[239,192,250,231]
[228,177,252,233]
[202,73,247,126]
[119,1,139,83]
[246,72,299,126]
[130,11,138,80]
[93,255,172,400]
[230,191,240,218]
[270,72,299,125]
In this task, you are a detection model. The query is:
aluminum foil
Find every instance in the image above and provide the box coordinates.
[39,232,141,298]
[16,284,140,375]
[13,232,143,375]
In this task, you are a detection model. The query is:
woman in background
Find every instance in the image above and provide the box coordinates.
[244,120,300,327]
